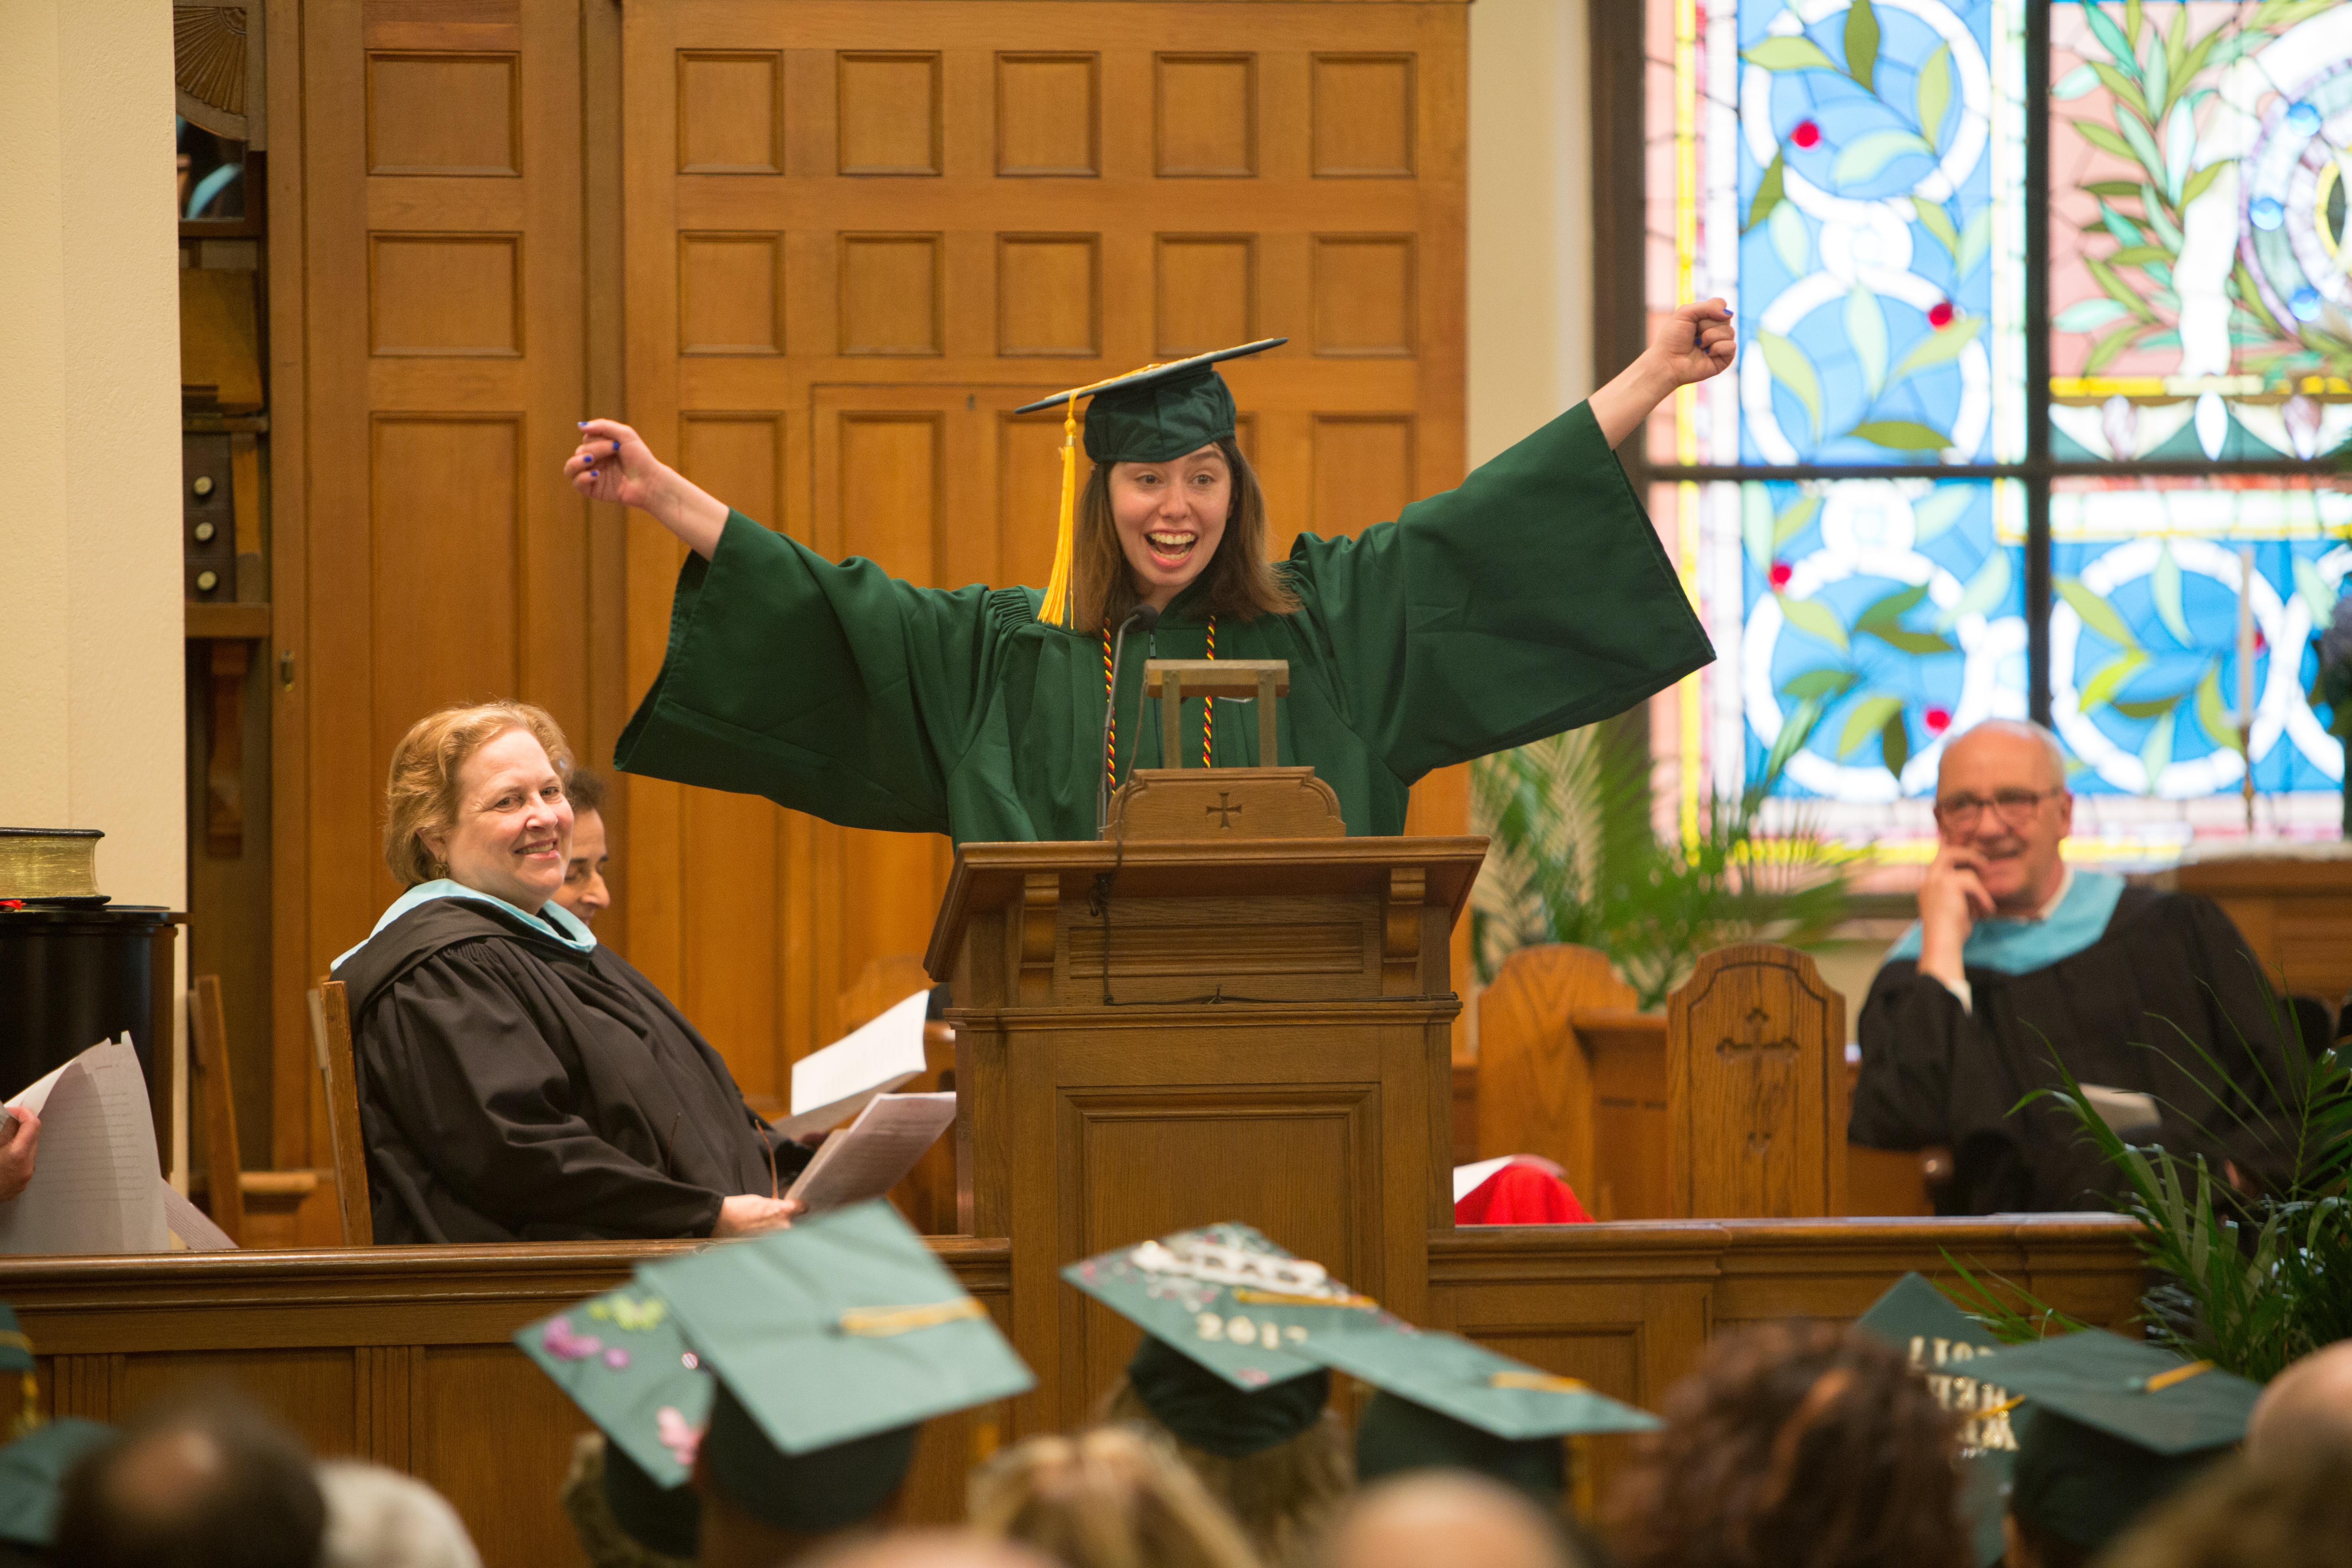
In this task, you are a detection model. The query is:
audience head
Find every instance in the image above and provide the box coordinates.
[1106,1337,1351,1568]
[692,1380,916,1567]
[969,1425,1259,1568]
[2095,1442,2352,1568]
[808,1527,1063,1568]
[2248,1339,2352,1461]
[555,768,612,926]
[315,1459,482,1568]
[383,701,576,911]
[1319,1473,1582,1568]
[559,1432,697,1568]
[2003,1408,2221,1568]
[1932,719,2072,913]
[1352,1392,1564,1508]
[1609,1321,1967,1568]
[54,1392,327,1568]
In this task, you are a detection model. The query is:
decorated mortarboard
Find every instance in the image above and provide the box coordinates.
[1062,1221,1383,1390]
[1011,339,1285,627]
[1849,1273,2019,1568]
[1313,1324,1658,1506]
[0,1418,113,1548]
[1965,1329,2256,1553]
[1963,1329,2258,1458]
[516,1282,710,1489]
[636,1200,1033,1459]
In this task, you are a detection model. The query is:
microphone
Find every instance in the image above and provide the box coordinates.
[1098,605,1161,833]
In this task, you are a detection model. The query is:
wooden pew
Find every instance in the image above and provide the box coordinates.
[1468,943,1933,1217]
[4,1217,2142,1565]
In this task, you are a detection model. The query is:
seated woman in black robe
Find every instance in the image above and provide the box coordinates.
[332,701,805,1243]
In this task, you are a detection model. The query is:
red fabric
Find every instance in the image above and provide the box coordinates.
[1453,1162,1594,1226]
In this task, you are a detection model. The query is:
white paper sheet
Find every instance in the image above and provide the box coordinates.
[773,990,931,1139]
[0,1036,169,1254]
[1450,1154,1567,1204]
[785,1092,957,1214]
[160,1180,238,1251]
[2080,1083,2162,1137]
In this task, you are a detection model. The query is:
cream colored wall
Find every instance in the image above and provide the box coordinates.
[1466,0,1592,466]
[0,0,188,1154]
[0,0,185,908]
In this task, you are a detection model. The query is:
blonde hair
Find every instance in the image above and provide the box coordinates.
[1102,1380,1350,1568]
[1073,438,1300,632]
[382,702,573,887]
[969,1425,1262,1568]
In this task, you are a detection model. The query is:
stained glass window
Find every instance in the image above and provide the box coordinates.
[1645,0,2352,862]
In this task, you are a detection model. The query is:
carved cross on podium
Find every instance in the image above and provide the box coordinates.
[1102,659,1347,840]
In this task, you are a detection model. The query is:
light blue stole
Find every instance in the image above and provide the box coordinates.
[1886,869,2125,976]
[334,878,597,971]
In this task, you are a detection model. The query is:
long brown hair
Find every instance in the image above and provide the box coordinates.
[1073,438,1300,631]
[1102,1379,1346,1568]
[969,1424,1263,1568]
[1609,1322,1967,1568]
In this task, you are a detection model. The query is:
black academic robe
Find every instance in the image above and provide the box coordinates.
[332,900,806,1244]
[1849,886,2296,1216]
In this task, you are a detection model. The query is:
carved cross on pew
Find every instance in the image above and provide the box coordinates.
[1143,659,1287,767]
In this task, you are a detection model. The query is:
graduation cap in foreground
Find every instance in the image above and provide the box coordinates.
[516,1281,710,1557]
[1849,1273,2020,1568]
[1064,1222,1378,1457]
[637,1201,1033,1534]
[1012,339,1285,626]
[0,1418,114,1549]
[1965,1329,2259,1554]
[1310,1323,1658,1506]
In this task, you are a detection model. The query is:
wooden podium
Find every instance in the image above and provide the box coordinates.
[926,686,1485,1424]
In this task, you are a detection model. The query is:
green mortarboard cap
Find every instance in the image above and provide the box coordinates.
[0,1304,32,1376]
[1964,1329,2259,1457]
[1354,1393,1568,1506]
[637,1200,1033,1457]
[1013,339,1284,465]
[2009,1406,2224,1551]
[1849,1274,2019,1568]
[702,1379,920,1535]
[599,1436,701,1560]
[516,1282,711,1489]
[1125,1333,1328,1459]
[0,1419,113,1548]
[1310,1324,1659,1443]
[1061,1221,1383,1389]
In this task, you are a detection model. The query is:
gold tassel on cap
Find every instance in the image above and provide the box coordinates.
[1034,362,1172,628]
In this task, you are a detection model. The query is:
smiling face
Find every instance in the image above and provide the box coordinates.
[553,807,610,925]
[1109,444,1231,610]
[1935,724,2071,914]
[421,728,573,913]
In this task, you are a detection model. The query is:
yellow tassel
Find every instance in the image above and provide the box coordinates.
[1039,400,1080,628]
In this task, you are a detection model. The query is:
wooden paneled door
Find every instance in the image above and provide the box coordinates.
[618,0,1472,1107]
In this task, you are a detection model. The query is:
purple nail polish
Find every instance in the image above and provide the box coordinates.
[612,440,621,454]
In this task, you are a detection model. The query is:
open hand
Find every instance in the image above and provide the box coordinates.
[0,1109,41,1204]
[713,1194,802,1238]
[1650,298,1737,388]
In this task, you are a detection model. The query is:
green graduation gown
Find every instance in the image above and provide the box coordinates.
[615,401,1712,844]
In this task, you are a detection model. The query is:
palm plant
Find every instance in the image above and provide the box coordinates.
[1470,717,1856,1009]
[1949,975,2352,1380]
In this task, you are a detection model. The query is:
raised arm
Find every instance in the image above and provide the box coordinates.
[1586,298,1737,450]
[567,419,731,559]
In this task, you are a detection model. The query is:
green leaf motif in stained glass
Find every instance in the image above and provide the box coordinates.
[1782,667,1862,702]
[1774,492,1824,549]
[1845,0,1881,93]
[1911,487,1972,547]
[1849,420,1952,452]
[2194,665,2236,751]
[2151,544,2192,648]
[1880,707,1911,781]
[1916,43,1952,151]
[2056,578,2140,652]
[2293,557,2336,626]
[1833,129,1932,186]
[1846,288,1889,399]
[2078,651,2151,714]
[1742,36,1838,73]
[1746,147,1786,234]
[1933,552,2010,633]
[1757,331,1826,446]
[1838,694,1905,762]
[1889,314,1982,386]
[1777,592,1849,654]
[2140,708,2176,793]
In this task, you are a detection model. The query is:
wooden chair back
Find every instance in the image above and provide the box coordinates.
[307,982,375,1246]
[187,975,246,1245]
[1473,944,1670,1219]
[1665,943,1847,1218]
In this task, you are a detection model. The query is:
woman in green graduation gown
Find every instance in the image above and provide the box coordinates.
[568,302,1735,844]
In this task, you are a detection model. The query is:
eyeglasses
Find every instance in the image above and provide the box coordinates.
[1932,786,2065,830]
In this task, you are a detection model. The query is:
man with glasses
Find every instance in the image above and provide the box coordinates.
[1849,720,2292,1214]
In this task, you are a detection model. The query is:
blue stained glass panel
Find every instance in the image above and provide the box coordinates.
[1742,479,2028,802]
[1734,0,2017,465]
[2051,534,2351,797]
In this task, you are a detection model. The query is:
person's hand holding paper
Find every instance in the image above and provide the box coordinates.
[770,990,931,1141]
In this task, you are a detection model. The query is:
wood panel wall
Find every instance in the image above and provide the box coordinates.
[614,0,1471,1110]
[270,0,1467,1158]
